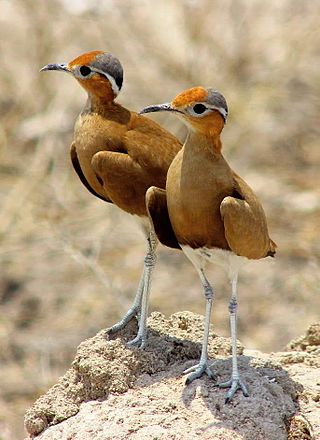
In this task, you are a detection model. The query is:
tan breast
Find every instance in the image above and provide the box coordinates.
[73,112,127,198]
[166,146,234,249]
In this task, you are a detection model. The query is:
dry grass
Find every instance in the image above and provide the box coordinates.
[0,0,319,438]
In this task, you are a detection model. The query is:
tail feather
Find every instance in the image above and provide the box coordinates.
[266,239,277,257]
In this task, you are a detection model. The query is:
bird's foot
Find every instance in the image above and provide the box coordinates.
[107,306,140,335]
[184,361,215,384]
[126,332,147,349]
[216,377,249,403]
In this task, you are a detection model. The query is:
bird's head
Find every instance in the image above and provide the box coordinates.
[140,87,228,136]
[40,50,123,102]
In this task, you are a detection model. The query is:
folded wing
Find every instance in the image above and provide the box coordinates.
[146,186,180,250]
[220,174,276,259]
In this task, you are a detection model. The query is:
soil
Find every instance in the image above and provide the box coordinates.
[24,314,319,440]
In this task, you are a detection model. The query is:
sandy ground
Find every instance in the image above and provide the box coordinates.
[24,313,319,440]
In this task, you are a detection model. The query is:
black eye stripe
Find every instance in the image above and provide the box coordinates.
[79,65,91,76]
[115,75,123,90]
[193,103,207,114]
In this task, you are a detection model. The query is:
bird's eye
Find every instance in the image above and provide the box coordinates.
[79,66,92,77]
[193,104,207,114]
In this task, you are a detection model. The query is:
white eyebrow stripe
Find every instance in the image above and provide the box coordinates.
[91,68,120,96]
[207,105,228,120]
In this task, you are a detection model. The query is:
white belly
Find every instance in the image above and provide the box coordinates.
[181,245,247,279]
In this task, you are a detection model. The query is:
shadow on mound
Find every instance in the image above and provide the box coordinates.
[24,312,303,439]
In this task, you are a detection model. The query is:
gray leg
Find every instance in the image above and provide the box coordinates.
[217,273,249,403]
[108,232,157,340]
[107,266,145,334]
[184,268,215,383]
[127,231,158,348]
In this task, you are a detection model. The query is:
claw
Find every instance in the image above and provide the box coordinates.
[127,334,147,349]
[107,306,140,335]
[184,362,215,384]
[216,377,249,403]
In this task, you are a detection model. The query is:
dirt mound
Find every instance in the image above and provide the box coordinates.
[24,313,319,440]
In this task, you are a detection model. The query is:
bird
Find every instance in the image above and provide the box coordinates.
[140,86,276,402]
[40,50,182,348]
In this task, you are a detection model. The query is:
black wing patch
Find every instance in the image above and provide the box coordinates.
[70,144,112,203]
[231,187,244,200]
[146,187,181,250]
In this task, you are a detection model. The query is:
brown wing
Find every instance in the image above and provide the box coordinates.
[91,150,154,216]
[90,114,182,217]
[124,113,182,176]
[220,173,277,259]
[70,142,112,203]
[146,187,180,250]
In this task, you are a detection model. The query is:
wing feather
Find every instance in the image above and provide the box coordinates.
[220,174,276,259]
[146,187,180,250]
[70,142,111,203]
[91,150,152,216]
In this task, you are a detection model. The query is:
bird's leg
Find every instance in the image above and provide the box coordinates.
[127,231,158,348]
[217,272,249,403]
[107,232,157,337]
[184,268,215,383]
[107,265,146,334]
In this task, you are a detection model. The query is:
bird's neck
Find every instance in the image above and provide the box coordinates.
[84,94,131,123]
[86,93,115,112]
[184,131,222,158]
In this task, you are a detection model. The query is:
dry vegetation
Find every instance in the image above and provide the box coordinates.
[0,0,319,438]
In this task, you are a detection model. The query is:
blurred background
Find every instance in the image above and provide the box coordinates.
[0,0,319,438]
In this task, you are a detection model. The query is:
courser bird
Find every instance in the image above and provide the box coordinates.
[140,86,276,402]
[40,51,181,347]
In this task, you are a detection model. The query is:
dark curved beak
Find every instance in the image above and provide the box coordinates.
[139,103,181,115]
[40,63,70,73]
